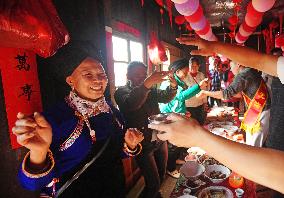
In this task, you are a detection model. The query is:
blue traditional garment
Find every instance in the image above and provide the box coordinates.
[18,92,137,197]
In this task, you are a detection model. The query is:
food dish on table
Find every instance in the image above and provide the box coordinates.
[198,186,233,198]
[204,164,231,184]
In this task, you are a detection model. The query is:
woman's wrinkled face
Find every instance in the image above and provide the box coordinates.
[175,66,189,80]
[66,57,108,101]
[190,62,199,74]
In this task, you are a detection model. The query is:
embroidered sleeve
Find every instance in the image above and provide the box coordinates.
[21,150,55,179]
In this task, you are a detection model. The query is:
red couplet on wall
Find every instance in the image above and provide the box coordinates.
[0,48,42,149]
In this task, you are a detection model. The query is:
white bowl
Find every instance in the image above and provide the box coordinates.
[187,147,206,155]
[180,161,205,179]
[204,164,231,184]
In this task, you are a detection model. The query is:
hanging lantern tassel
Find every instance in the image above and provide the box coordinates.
[280,13,283,34]
[160,8,164,25]
[166,0,173,27]
[141,0,144,7]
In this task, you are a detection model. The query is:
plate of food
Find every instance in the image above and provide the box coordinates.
[204,165,231,184]
[221,125,238,136]
[185,179,206,190]
[198,186,233,198]
[211,128,226,136]
[198,155,222,166]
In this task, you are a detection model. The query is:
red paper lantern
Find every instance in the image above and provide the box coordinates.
[175,15,186,25]
[247,2,264,18]
[229,25,236,31]
[242,21,256,32]
[235,32,248,43]
[147,32,168,65]
[239,24,253,37]
[196,21,210,35]
[275,34,284,47]
[199,28,213,40]
[252,0,276,12]
[184,5,203,23]
[228,15,238,26]
[245,12,262,27]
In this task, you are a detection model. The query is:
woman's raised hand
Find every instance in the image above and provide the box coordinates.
[12,112,52,156]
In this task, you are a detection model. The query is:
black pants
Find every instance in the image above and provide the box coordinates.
[167,143,187,172]
[186,105,206,125]
[135,141,168,198]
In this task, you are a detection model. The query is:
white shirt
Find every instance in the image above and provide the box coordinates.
[184,71,207,107]
[277,56,284,84]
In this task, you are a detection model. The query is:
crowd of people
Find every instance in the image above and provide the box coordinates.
[12,36,284,197]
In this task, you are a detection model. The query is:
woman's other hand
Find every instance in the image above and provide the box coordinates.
[124,128,144,149]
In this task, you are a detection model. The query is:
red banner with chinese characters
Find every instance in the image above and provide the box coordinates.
[0,48,42,149]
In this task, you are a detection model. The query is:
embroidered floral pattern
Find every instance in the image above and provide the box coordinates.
[65,91,110,117]
[59,91,123,151]
[59,119,84,151]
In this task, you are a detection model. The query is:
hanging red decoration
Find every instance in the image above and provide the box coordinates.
[229,25,236,32]
[147,32,168,65]
[242,21,256,32]
[160,8,164,24]
[141,0,144,7]
[232,0,242,4]
[262,29,274,53]
[175,15,186,25]
[228,32,235,39]
[196,21,210,35]
[155,0,164,7]
[184,5,203,23]
[247,2,264,18]
[228,15,238,26]
[166,0,173,27]
[275,34,284,48]
[234,5,241,12]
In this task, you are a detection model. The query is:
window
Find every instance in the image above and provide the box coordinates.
[161,48,170,71]
[112,35,143,87]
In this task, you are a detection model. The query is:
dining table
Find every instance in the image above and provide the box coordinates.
[170,106,257,198]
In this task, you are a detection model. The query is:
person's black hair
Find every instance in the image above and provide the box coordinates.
[270,48,283,56]
[168,58,189,72]
[44,40,103,80]
[189,57,200,66]
[127,61,147,74]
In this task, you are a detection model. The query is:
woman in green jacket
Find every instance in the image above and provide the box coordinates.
[159,58,208,178]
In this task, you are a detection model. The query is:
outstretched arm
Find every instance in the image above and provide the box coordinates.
[177,37,279,77]
[149,114,284,193]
